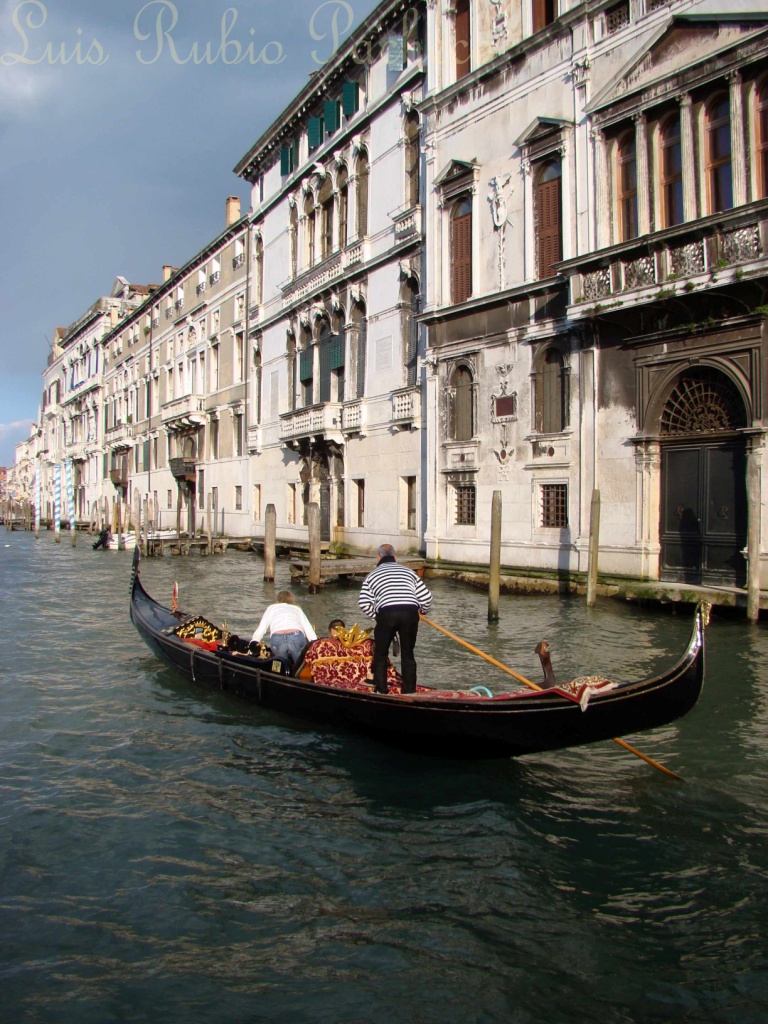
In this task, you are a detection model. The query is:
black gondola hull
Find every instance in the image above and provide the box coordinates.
[130,558,705,760]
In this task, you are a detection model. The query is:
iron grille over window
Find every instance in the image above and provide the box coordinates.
[661,369,746,435]
[541,484,568,528]
[605,1,629,33]
[456,485,476,525]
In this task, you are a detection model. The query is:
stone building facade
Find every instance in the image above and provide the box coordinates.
[419,0,768,591]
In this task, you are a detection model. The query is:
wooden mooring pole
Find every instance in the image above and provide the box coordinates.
[308,502,321,593]
[586,489,601,608]
[264,503,276,581]
[488,490,501,623]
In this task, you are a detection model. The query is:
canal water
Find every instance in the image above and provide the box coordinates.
[1,531,767,1023]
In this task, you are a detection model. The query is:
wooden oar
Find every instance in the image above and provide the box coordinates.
[420,614,682,781]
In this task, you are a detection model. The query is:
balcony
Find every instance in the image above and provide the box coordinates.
[281,241,369,306]
[341,400,363,435]
[109,466,128,487]
[161,394,206,428]
[196,282,206,296]
[560,202,768,319]
[392,206,423,242]
[232,253,245,270]
[247,424,261,453]
[169,457,196,482]
[280,402,342,445]
[391,386,421,429]
[209,270,220,286]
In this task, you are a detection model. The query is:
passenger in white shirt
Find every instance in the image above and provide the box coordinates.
[252,590,317,667]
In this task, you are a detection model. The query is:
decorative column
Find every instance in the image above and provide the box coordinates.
[634,113,651,235]
[679,94,698,221]
[635,441,662,579]
[592,128,610,249]
[746,439,763,622]
[728,69,747,208]
[520,158,533,281]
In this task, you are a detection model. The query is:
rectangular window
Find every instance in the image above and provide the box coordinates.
[287,483,297,525]
[253,484,261,521]
[541,483,568,528]
[455,484,476,526]
[167,489,173,510]
[355,479,365,527]
[270,370,279,419]
[233,412,243,457]
[280,142,298,176]
[235,485,242,510]
[211,418,219,460]
[406,476,416,531]
[455,0,470,79]
[198,470,205,509]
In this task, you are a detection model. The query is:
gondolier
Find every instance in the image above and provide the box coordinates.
[358,544,433,694]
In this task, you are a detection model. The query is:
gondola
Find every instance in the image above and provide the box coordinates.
[130,550,706,760]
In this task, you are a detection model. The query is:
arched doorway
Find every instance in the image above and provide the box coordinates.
[659,367,747,586]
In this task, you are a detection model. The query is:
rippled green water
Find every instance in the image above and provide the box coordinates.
[1,530,767,1023]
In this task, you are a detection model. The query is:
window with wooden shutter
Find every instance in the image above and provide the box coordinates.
[451,197,472,304]
[532,0,557,33]
[455,0,470,80]
[535,161,562,280]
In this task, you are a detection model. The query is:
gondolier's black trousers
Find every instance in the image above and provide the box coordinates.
[373,604,420,694]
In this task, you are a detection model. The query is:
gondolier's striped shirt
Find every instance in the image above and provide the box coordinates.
[358,560,433,618]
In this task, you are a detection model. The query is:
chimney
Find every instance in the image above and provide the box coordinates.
[225,195,241,226]
[162,265,175,282]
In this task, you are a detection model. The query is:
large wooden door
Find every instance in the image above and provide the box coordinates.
[660,441,747,586]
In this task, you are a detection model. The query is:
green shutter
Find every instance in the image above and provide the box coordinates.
[299,349,313,382]
[342,81,359,117]
[324,100,339,134]
[329,334,344,370]
[280,146,290,176]
[308,117,323,151]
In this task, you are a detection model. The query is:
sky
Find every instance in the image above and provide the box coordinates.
[0,0,369,466]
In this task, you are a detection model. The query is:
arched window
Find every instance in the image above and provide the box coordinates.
[617,130,638,241]
[299,326,313,408]
[449,364,474,440]
[289,203,298,279]
[319,175,334,259]
[253,231,264,303]
[706,93,733,213]
[758,79,768,199]
[356,151,369,237]
[304,194,316,268]
[535,347,568,434]
[535,160,562,279]
[451,196,472,304]
[401,277,420,386]
[350,301,367,399]
[404,111,420,207]
[660,113,683,227]
[337,166,349,248]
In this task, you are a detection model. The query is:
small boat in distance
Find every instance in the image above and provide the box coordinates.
[130,550,706,760]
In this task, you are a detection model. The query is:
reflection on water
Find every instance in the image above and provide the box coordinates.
[1,531,767,1023]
